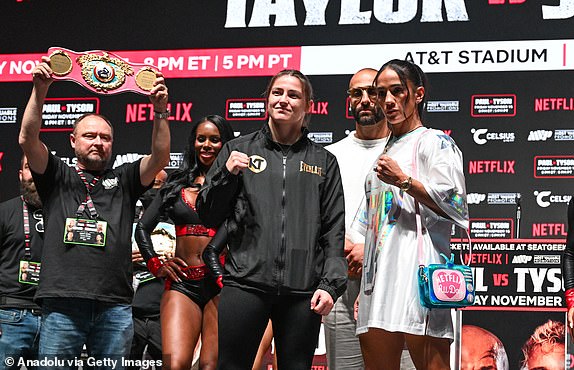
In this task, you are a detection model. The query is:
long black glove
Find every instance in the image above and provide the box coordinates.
[135,194,164,263]
[203,221,228,287]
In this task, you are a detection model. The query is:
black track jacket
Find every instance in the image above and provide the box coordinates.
[197,124,347,302]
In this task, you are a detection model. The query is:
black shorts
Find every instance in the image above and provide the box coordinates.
[166,276,220,309]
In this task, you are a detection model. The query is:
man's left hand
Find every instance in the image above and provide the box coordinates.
[346,242,364,278]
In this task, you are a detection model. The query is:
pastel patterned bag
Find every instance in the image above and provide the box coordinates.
[409,128,475,309]
[418,252,475,309]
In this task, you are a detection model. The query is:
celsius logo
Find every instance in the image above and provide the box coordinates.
[471,128,488,145]
[113,153,145,168]
[52,151,78,167]
[511,255,532,264]
[527,130,552,141]
[467,193,486,205]
[534,190,572,208]
[471,128,515,145]
[248,155,267,173]
[468,160,515,174]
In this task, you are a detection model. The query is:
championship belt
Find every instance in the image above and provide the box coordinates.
[48,47,160,95]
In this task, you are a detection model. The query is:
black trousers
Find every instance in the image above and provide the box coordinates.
[217,285,322,370]
[129,316,162,370]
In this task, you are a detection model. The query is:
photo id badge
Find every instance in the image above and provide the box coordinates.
[19,260,41,285]
[134,270,156,284]
[63,218,108,247]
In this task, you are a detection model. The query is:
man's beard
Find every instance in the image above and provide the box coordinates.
[20,179,42,209]
[76,152,110,172]
[353,107,384,126]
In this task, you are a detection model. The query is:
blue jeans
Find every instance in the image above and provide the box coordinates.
[0,308,42,370]
[39,298,133,370]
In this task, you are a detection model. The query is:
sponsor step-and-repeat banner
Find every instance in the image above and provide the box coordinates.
[454,238,568,369]
[2,1,574,368]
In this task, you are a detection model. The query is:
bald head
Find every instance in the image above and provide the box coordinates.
[461,325,509,370]
[349,68,378,89]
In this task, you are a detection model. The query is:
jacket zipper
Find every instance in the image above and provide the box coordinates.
[277,154,287,294]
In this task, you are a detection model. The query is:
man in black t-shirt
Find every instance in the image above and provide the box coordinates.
[19,55,171,368]
[0,156,44,369]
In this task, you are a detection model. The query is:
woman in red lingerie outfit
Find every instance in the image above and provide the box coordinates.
[135,115,234,370]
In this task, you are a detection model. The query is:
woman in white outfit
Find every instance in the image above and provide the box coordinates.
[352,59,469,370]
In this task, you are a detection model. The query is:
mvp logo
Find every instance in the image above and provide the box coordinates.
[512,255,532,264]
[467,193,486,205]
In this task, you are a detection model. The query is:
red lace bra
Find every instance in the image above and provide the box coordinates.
[176,188,217,237]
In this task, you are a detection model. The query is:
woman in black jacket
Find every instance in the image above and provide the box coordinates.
[198,69,347,369]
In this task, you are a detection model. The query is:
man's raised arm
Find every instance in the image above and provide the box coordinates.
[139,72,170,186]
[19,56,52,175]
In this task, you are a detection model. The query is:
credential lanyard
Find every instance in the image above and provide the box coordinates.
[21,196,32,261]
[75,167,101,219]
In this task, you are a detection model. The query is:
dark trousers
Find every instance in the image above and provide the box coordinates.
[129,316,162,370]
[217,285,322,370]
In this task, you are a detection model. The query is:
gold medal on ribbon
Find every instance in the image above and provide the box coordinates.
[135,67,157,92]
[49,50,73,77]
